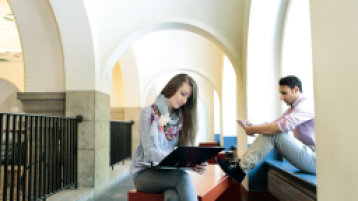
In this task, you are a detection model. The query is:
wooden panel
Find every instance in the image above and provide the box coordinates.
[199,142,218,147]
[128,190,163,201]
[216,181,242,201]
[189,165,228,199]
[269,168,316,199]
[241,185,278,201]
[268,170,315,201]
[199,176,230,201]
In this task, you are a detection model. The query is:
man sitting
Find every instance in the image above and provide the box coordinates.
[218,75,316,183]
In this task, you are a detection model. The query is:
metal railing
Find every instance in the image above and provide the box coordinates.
[110,120,133,167]
[0,113,81,201]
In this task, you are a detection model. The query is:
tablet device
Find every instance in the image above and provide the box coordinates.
[237,119,247,127]
[156,146,224,168]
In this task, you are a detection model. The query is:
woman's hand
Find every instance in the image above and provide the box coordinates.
[192,162,208,174]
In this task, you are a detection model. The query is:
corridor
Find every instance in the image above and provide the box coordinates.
[89,175,134,201]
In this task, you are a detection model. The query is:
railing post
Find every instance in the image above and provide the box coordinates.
[4,114,10,200]
[28,116,33,200]
[0,114,3,199]
[34,116,38,199]
[16,116,23,201]
[22,116,28,201]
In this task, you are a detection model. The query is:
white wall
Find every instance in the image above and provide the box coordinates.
[117,48,141,108]
[196,98,209,145]
[310,0,358,200]
[0,54,24,92]
[49,0,96,91]
[194,74,216,143]
[132,30,223,105]
[0,79,22,113]
[110,61,124,108]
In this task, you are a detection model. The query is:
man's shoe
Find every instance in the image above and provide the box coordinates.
[217,158,246,183]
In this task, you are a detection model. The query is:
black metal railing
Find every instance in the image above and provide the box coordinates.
[0,113,81,201]
[110,120,133,167]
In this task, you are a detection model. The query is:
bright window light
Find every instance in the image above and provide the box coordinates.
[214,90,221,135]
[247,0,282,122]
[281,0,313,101]
[222,56,236,137]
[246,0,283,143]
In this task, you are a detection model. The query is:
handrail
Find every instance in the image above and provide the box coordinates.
[0,113,81,201]
[110,120,133,167]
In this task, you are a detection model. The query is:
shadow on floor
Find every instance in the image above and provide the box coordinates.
[90,175,135,201]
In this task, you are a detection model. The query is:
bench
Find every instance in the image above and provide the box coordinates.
[265,159,316,201]
[128,165,241,201]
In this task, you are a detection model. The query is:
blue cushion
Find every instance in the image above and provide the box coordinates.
[265,159,316,186]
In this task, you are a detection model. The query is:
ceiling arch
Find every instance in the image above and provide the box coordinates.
[101,20,239,95]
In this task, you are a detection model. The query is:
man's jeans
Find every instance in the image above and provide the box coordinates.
[134,168,197,201]
[240,133,316,174]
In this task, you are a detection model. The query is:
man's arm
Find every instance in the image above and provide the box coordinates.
[241,122,281,135]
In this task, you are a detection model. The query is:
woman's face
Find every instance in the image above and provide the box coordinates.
[167,82,192,111]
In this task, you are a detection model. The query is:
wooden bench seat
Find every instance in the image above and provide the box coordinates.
[265,159,316,201]
[128,165,241,201]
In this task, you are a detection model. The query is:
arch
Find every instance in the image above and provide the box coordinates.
[142,68,219,106]
[101,19,239,95]
[49,0,95,91]
[116,47,141,107]
[9,0,65,92]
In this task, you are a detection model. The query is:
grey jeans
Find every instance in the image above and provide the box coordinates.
[240,133,316,174]
[134,168,198,201]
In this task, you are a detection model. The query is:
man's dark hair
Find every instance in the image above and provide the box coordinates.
[279,75,302,92]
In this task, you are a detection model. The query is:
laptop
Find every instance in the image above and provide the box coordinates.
[156,146,224,168]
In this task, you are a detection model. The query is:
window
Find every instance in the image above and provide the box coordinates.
[222,56,237,137]
[246,0,283,143]
[281,0,313,101]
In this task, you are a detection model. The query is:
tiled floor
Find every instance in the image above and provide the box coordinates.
[89,175,135,201]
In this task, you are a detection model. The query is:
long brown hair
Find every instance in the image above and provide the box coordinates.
[161,74,198,145]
